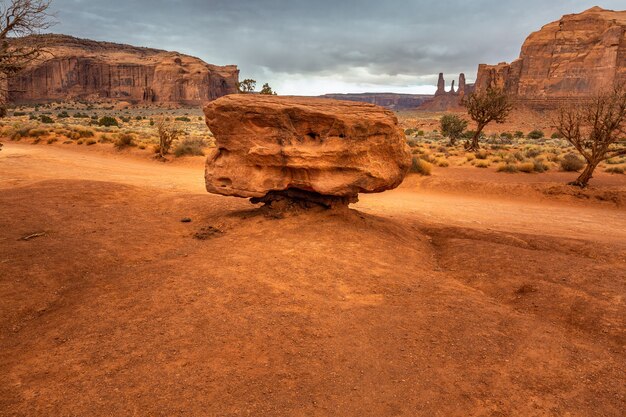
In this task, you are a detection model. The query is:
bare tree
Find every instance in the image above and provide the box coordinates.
[0,0,54,117]
[555,85,626,187]
[462,87,513,151]
[156,117,182,159]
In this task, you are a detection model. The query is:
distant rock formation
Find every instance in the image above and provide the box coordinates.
[203,95,412,208]
[475,7,626,108]
[8,35,239,105]
[419,73,474,111]
[320,93,432,109]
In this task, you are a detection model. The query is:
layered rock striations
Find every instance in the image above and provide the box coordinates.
[8,35,239,105]
[475,7,626,106]
[203,95,412,208]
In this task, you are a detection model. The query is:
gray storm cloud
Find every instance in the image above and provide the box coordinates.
[48,0,625,94]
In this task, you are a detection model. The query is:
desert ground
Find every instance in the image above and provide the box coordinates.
[1,136,625,416]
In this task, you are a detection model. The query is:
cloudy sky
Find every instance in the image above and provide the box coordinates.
[48,0,624,95]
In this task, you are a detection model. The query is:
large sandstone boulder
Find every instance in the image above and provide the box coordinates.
[475,7,626,107]
[203,95,411,207]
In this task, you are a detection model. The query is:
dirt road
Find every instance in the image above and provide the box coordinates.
[1,143,625,416]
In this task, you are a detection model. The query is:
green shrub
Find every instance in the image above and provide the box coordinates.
[13,111,27,116]
[98,116,119,127]
[174,138,206,157]
[551,132,561,139]
[527,130,544,139]
[73,112,89,118]
[500,132,513,140]
[514,131,524,138]
[409,157,432,175]
[40,115,54,124]
[560,153,585,172]
[57,111,70,118]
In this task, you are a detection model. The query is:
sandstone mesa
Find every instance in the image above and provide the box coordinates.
[203,95,412,207]
[8,35,239,105]
[475,7,626,106]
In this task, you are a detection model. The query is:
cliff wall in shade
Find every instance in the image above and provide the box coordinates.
[8,35,239,105]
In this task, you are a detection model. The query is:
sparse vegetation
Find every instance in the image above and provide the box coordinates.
[439,114,468,146]
[174,137,206,157]
[409,157,432,175]
[463,87,513,151]
[555,84,626,187]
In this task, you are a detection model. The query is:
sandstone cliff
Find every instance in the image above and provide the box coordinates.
[8,35,239,105]
[475,7,626,106]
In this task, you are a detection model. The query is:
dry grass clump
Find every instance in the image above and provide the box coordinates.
[115,133,135,149]
[560,153,585,172]
[497,163,519,173]
[605,166,625,174]
[475,160,490,168]
[435,158,449,167]
[173,137,206,157]
[409,157,432,176]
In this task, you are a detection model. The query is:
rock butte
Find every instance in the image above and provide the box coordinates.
[475,7,626,107]
[8,35,239,105]
[203,95,412,208]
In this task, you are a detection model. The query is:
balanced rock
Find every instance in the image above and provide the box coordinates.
[204,95,411,208]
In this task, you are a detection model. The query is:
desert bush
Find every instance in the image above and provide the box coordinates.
[115,133,135,149]
[474,150,489,160]
[57,111,70,118]
[605,166,624,174]
[517,162,535,173]
[76,139,83,145]
[85,139,96,145]
[475,160,490,168]
[40,115,54,124]
[560,153,585,172]
[73,112,89,118]
[174,137,206,157]
[98,134,113,143]
[513,131,524,138]
[513,151,525,161]
[409,157,432,175]
[98,116,119,127]
[28,128,48,137]
[46,138,57,144]
[551,132,561,139]
[500,132,513,140]
[532,159,549,173]
[497,163,519,173]
[465,153,475,161]
[527,130,544,139]
[13,111,26,116]
[525,147,541,158]
[435,158,449,167]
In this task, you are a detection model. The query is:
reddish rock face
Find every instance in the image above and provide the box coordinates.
[8,35,239,105]
[203,95,412,204]
[475,7,626,104]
